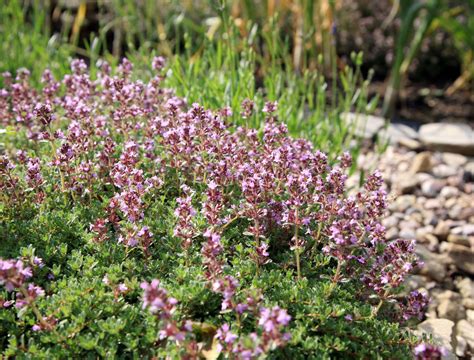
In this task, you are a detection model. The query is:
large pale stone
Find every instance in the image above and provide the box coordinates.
[399,137,422,150]
[417,319,456,359]
[456,278,474,299]
[398,177,419,194]
[379,122,419,145]
[451,224,474,236]
[390,195,416,212]
[436,291,465,322]
[410,151,432,174]
[442,152,468,167]
[416,245,447,282]
[442,243,474,275]
[455,335,467,357]
[447,234,471,247]
[463,298,474,310]
[341,112,385,140]
[439,186,459,199]
[421,179,445,198]
[467,309,474,326]
[432,164,459,178]
[456,320,474,350]
[419,123,474,155]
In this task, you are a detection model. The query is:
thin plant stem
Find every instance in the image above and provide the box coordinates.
[312,222,322,256]
[49,139,68,206]
[295,248,301,281]
[18,285,53,331]
[294,208,301,280]
[327,259,342,297]
[372,289,391,318]
[254,218,260,275]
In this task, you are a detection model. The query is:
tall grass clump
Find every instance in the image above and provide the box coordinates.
[131,17,376,160]
[0,1,72,88]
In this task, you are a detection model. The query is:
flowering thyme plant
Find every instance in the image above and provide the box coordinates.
[0,59,436,358]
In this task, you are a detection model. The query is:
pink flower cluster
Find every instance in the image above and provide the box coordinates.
[15,284,45,309]
[173,185,197,250]
[141,279,178,318]
[216,305,292,359]
[141,279,197,351]
[141,277,291,359]
[0,258,55,331]
[0,258,32,292]
[413,343,448,359]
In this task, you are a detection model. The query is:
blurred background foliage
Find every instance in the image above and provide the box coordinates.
[0,0,472,122]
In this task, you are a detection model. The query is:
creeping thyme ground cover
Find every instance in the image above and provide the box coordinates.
[0,59,431,359]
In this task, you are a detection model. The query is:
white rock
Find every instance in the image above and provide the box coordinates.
[379,122,419,145]
[399,228,416,239]
[405,275,429,291]
[436,291,465,322]
[382,215,399,228]
[398,161,411,173]
[451,224,474,236]
[455,335,467,357]
[466,309,474,326]
[447,234,471,247]
[399,137,422,150]
[442,243,474,275]
[444,197,458,209]
[398,177,420,194]
[440,186,459,199]
[417,319,456,358]
[456,278,474,299]
[400,219,419,229]
[341,112,385,140]
[416,245,447,282]
[419,123,474,156]
[416,172,434,183]
[456,320,474,350]
[448,205,463,220]
[416,225,434,241]
[425,198,441,209]
[433,164,459,178]
[442,153,468,167]
[421,179,445,197]
[391,195,416,212]
[386,227,399,240]
[463,298,474,310]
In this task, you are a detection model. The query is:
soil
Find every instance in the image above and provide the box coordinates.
[370,81,474,125]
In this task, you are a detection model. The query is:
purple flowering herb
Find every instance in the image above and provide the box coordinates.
[0,258,32,291]
[141,279,177,318]
[141,279,196,346]
[1,58,433,355]
[414,343,448,359]
[0,258,55,331]
[240,98,255,119]
[173,186,197,250]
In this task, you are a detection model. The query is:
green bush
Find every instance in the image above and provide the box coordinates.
[0,60,431,359]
